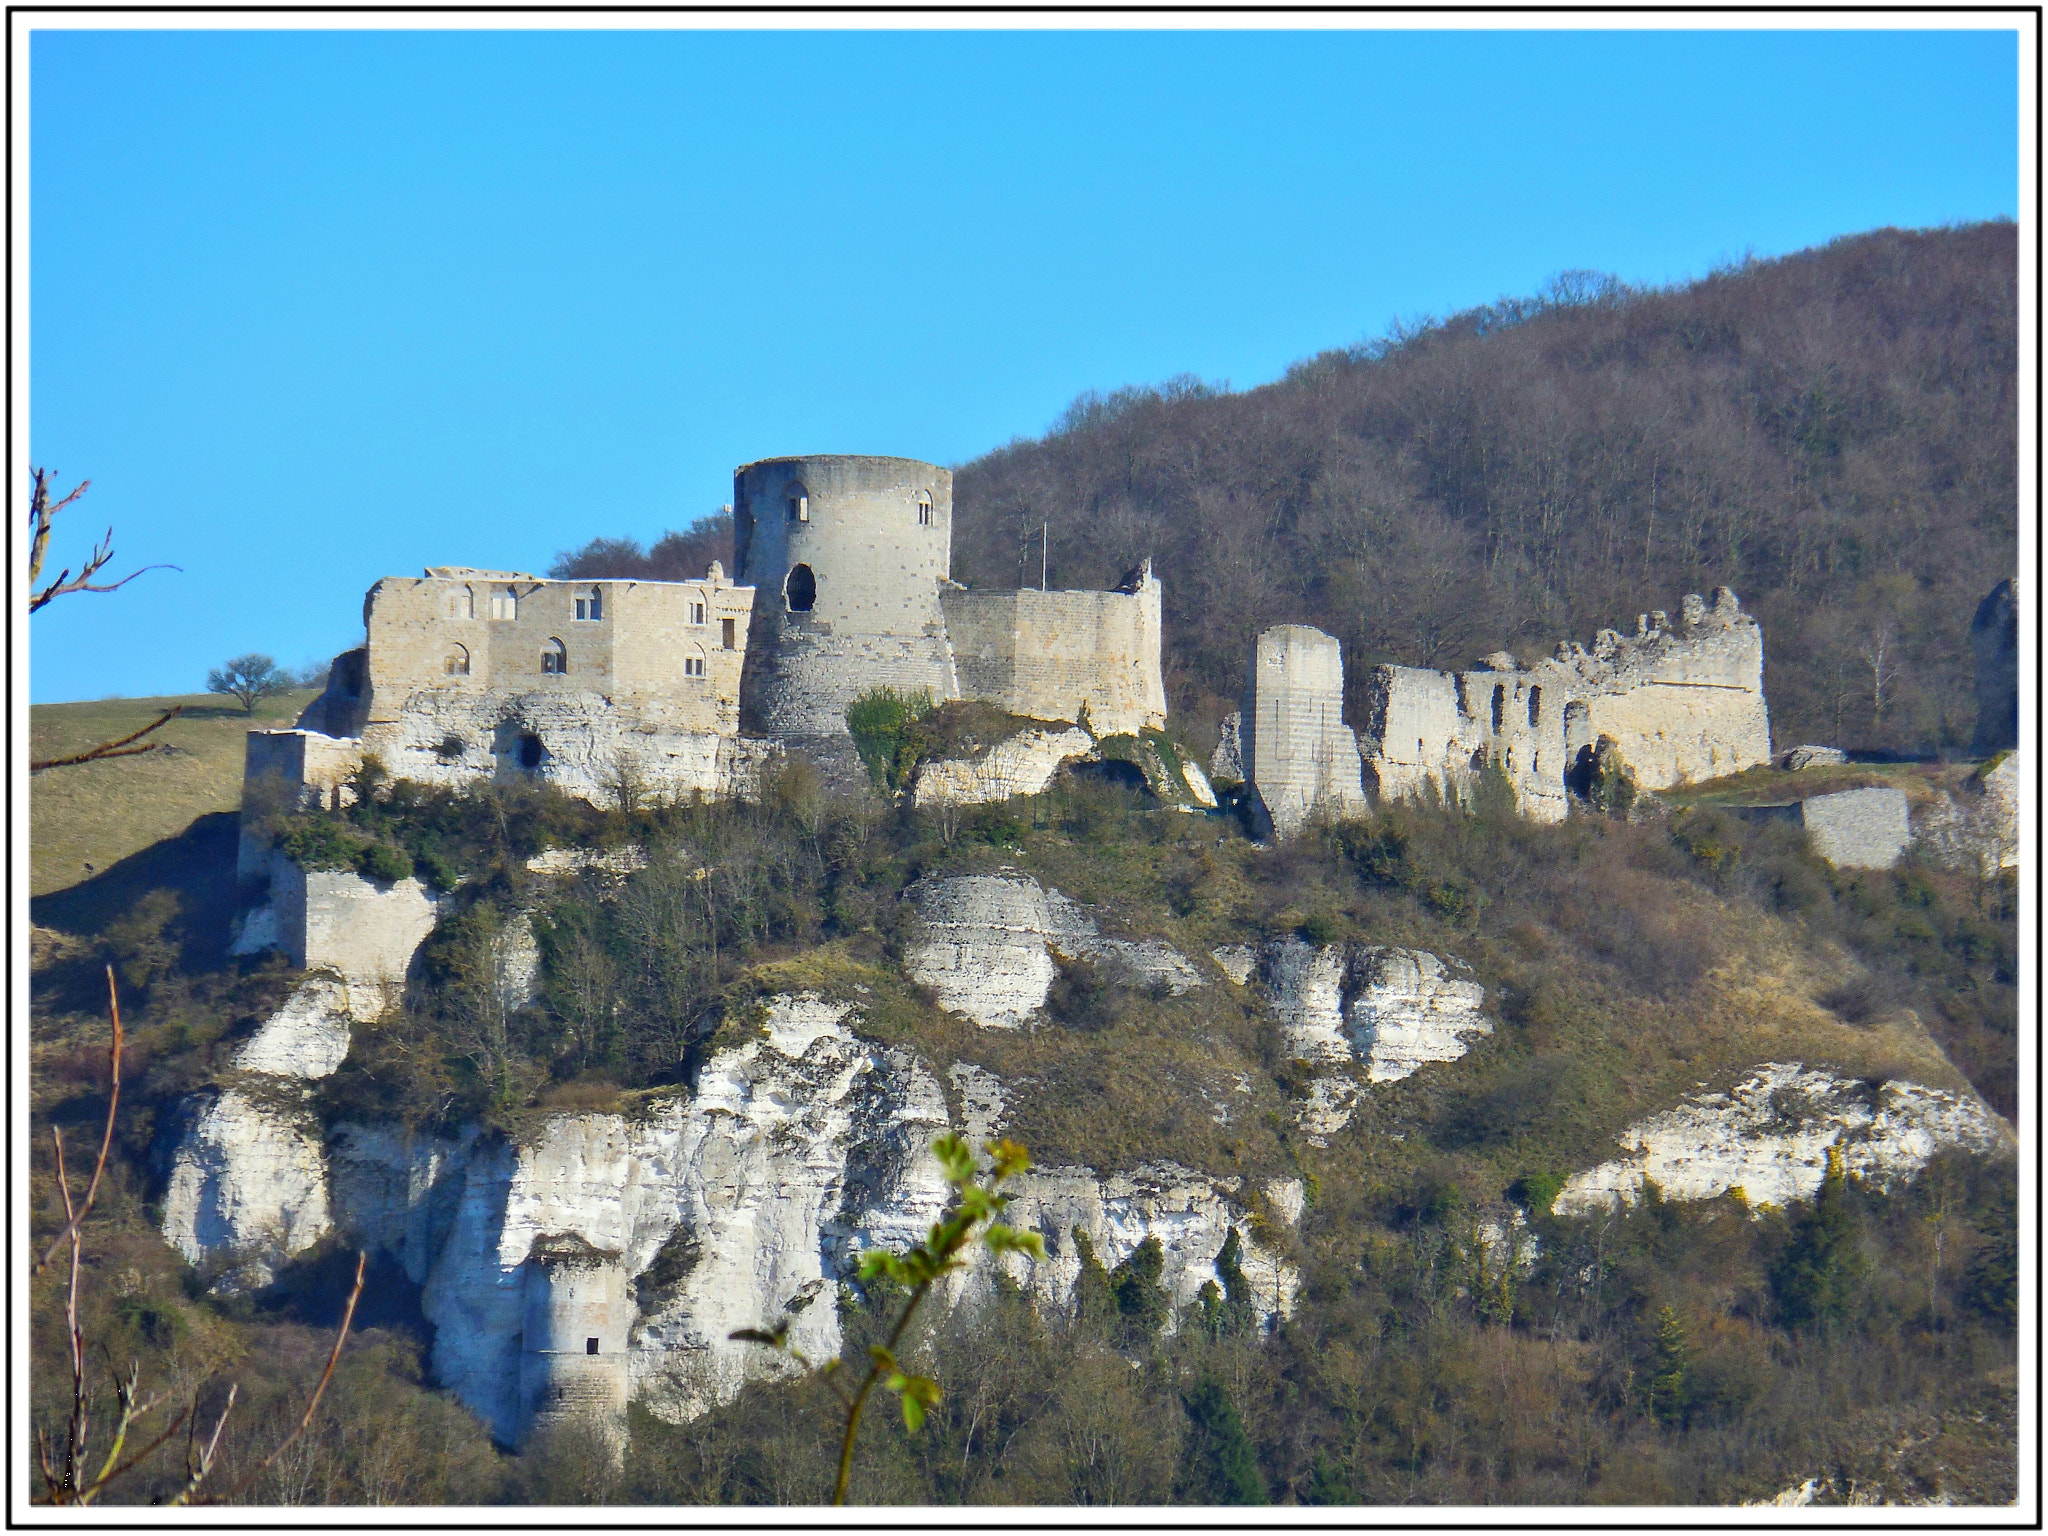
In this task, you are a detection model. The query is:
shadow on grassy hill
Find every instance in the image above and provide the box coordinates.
[32,811,242,976]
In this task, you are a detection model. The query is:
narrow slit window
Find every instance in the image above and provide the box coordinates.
[787,484,809,523]
[721,617,736,650]
[1491,684,1506,735]
[1527,686,1542,728]
[916,491,933,526]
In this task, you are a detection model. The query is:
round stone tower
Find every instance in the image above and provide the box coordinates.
[733,455,958,775]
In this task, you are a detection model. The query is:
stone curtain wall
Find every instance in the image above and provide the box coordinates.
[940,570,1167,736]
[1244,625,1369,838]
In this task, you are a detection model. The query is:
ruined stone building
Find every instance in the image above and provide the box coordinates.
[246,454,1167,814]
[1231,588,1774,833]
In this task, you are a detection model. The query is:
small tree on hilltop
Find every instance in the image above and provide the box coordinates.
[207,653,288,715]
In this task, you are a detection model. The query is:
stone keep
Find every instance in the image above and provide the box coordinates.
[735,455,961,770]
[1244,625,1369,838]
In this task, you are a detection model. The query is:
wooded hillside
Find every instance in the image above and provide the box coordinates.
[951,223,2017,759]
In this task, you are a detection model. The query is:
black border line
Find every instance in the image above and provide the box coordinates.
[6,7,2040,1531]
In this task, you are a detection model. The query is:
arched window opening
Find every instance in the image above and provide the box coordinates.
[541,638,568,675]
[917,491,933,527]
[444,644,470,677]
[785,563,817,613]
[444,585,474,620]
[1491,684,1506,734]
[1527,686,1542,728]
[574,588,603,621]
[786,483,810,523]
[688,591,707,625]
[685,646,707,679]
[491,586,518,621]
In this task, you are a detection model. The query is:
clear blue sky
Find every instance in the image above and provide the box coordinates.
[27,26,2019,702]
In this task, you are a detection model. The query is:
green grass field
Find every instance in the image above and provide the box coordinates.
[30,690,317,902]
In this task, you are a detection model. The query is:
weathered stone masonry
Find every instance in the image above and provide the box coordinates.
[250,453,1172,809]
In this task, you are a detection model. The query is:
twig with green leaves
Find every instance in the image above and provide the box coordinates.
[732,1133,1046,1505]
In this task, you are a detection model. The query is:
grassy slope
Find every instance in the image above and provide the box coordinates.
[30,691,315,901]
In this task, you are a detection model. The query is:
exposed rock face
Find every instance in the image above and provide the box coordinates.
[912,726,1094,807]
[1245,939,1491,1080]
[159,1088,333,1289]
[232,976,357,1079]
[905,874,1200,1029]
[1232,939,1491,1141]
[168,992,1295,1444]
[1778,744,1848,771]
[1970,577,2018,755]
[1243,626,1369,839]
[1915,753,2020,876]
[1555,1063,2011,1215]
[1210,711,1245,786]
[1348,948,1493,1083]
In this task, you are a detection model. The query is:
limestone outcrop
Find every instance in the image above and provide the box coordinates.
[911,726,1095,807]
[162,992,1293,1445]
[905,874,1201,1029]
[1217,938,1492,1141]
[1915,753,2020,876]
[1555,1063,2011,1215]
[159,1088,334,1290]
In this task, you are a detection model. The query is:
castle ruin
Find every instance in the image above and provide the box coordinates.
[244,454,1167,818]
[1229,587,1773,833]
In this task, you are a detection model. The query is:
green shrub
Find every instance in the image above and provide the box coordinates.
[355,842,414,884]
[845,687,935,792]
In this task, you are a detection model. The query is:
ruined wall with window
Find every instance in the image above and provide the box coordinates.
[1357,588,1771,820]
[248,564,756,809]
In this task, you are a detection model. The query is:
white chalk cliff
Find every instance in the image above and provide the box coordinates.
[1215,938,1493,1140]
[905,873,1202,1029]
[912,726,1096,807]
[1555,1063,2012,1215]
[162,992,1294,1444]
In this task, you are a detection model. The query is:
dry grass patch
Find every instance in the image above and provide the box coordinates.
[31,690,316,898]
